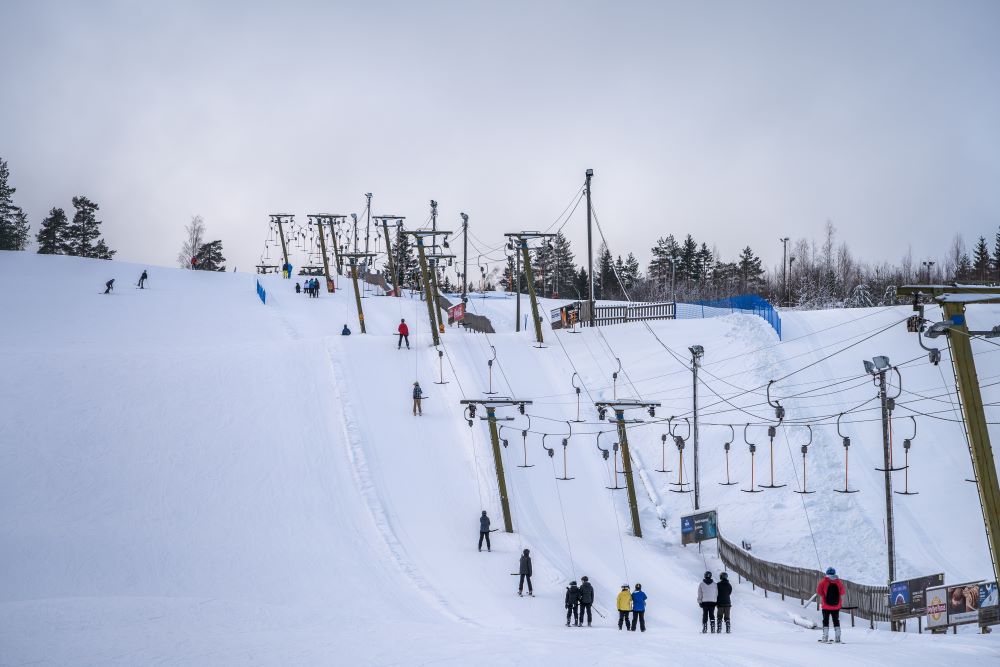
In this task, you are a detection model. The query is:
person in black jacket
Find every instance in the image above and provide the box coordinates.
[478,511,491,552]
[716,572,733,634]
[518,549,533,596]
[103,279,115,294]
[565,581,581,626]
[578,576,595,627]
[138,270,148,289]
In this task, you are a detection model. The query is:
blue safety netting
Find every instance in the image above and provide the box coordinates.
[675,294,781,339]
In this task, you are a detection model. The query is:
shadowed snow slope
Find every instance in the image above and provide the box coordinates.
[1,252,997,665]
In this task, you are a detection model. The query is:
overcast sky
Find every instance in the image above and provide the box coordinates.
[2,0,999,275]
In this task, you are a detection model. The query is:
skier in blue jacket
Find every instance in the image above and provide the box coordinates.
[631,583,648,632]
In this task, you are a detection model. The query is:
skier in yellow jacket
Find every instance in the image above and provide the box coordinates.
[616,584,633,630]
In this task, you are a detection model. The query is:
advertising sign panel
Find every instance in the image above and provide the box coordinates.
[926,585,949,629]
[890,573,945,620]
[946,582,983,626]
[448,302,465,324]
[681,510,718,545]
[980,582,999,626]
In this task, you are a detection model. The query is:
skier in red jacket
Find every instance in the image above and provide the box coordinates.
[397,319,410,349]
[817,567,846,643]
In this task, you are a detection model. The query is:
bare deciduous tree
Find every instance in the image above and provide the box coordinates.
[178,215,206,269]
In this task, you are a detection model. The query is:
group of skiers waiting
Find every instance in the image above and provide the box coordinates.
[614,583,647,631]
[296,278,321,298]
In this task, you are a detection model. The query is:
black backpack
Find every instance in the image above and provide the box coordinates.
[825,580,841,606]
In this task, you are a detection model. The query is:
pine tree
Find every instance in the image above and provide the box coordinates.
[956,252,972,282]
[993,227,1000,282]
[574,267,589,301]
[36,207,71,254]
[387,226,417,289]
[622,252,641,292]
[648,235,679,299]
[596,243,617,300]
[973,236,991,282]
[679,234,698,283]
[0,158,30,251]
[193,240,226,271]
[737,246,764,292]
[550,232,576,298]
[66,195,115,259]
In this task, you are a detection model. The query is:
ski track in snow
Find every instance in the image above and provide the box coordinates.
[324,339,473,627]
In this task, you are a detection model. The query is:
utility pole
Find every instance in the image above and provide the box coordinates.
[430,200,438,254]
[461,213,469,304]
[364,193,373,257]
[341,252,375,333]
[351,213,359,254]
[270,214,294,278]
[585,168,595,326]
[515,247,521,332]
[864,355,898,590]
[897,285,1000,590]
[596,399,660,539]
[404,229,453,346]
[690,345,704,509]
[505,232,556,345]
[460,398,533,533]
[780,237,790,308]
[308,214,333,291]
[374,215,404,296]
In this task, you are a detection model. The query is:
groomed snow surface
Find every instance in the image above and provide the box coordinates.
[2,251,999,666]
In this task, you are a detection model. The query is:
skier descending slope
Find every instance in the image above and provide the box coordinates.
[698,571,718,633]
[478,511,491,552]
[565,581,581,627]
[137,270,148,289]
[103,279,115,294]
[578,576,595,627]
[517,549,533,597]
[716,573,733,634]
[817,567,846,643]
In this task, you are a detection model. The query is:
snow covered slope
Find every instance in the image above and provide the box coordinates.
[1,251,998,665]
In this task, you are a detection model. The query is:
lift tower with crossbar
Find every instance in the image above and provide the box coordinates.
[403,229,452,346]
[595,399,661,539]
[459,398,533,533]
[504,232,556,345]
[341,252,376,333]
[373,215,405,296]
[897,284,1000,589]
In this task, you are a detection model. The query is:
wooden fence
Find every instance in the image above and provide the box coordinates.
[718,534,890,626]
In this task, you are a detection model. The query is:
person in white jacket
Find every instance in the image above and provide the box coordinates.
[697,571,719,633]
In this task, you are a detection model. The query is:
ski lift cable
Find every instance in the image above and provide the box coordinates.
[780,424,824,570]
[548,455,577,577]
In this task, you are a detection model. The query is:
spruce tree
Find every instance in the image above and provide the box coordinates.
[66,196,115,259]
[0,158,30,251]
[973,235,991,282]
[36,207,71,254]
[648,235,679,298]
[993,227,1000,282]
[387,226,417,289]
[596,244,617,300]
[193,240,226,271]
[737,246,764,292]
[574,267,589,300]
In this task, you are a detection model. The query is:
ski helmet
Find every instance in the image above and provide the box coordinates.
[581,576,588,582]
[720,572,729,580]
[704,571,713,579]
[826,567,837,576]
[635,583,642,590]
[570,581,577,586]
[621,584,629,589]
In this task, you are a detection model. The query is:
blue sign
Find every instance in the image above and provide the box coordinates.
[681,510,718,545]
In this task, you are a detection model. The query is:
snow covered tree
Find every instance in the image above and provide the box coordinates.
[0,158,30,251]
[36,207,71,254]
[66,195,115,259]
[193,240,226,271]
[973,235,991,283]
[178,215,206,269]
[648,235,679,298]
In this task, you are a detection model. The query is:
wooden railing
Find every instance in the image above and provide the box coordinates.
[718,534,890,626]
